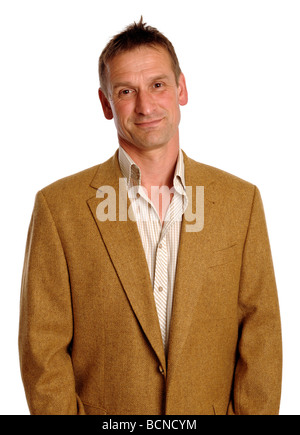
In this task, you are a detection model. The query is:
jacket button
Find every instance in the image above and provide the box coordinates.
[158,365,165,375]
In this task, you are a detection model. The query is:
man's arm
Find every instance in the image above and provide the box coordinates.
[229,186,282,415]
[19,190,85,415]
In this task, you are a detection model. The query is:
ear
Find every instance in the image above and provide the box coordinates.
[98,88,114,120]
[178,73,188,106]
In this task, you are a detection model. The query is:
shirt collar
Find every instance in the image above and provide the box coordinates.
[118,146,141,187]
[118,145,186,195]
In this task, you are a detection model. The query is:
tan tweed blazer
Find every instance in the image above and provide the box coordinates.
[19,150,282,415]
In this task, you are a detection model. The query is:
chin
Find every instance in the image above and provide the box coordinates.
[137,132,174,149]
[138,139,171,150]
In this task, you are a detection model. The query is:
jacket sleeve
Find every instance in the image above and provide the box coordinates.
[229,186,282,415]
[19,190,85,415]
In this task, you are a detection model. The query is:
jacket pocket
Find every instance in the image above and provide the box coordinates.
[82,401,107,415]
[208,243,238,269]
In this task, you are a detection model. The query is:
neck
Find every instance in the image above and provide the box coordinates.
[119,141,179,191]
[119,138,180,223]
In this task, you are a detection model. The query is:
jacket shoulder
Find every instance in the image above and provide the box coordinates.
[39,153,116,202]
[183,154,258,216]
[40,164,99,196]
[185,154,256,195]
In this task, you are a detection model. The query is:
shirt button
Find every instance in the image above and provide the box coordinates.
[159,243,163,249]
[158,286,163,292]
[158,365,165,375]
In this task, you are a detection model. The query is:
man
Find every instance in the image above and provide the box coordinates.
[19,18,282,415]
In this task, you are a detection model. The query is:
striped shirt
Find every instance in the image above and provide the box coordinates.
[118,146,188,354]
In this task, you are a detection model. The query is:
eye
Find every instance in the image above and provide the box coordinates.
[154,82,164,89]
[119,89,135,98]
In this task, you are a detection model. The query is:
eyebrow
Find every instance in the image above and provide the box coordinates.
[112,75,171,90]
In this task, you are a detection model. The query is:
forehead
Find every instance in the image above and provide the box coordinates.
[106,45,175,85]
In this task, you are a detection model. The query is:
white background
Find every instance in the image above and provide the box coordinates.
[0,0,299,415]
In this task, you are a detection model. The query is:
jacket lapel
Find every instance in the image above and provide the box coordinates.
[86,151,166,371]
[167,152,217,375]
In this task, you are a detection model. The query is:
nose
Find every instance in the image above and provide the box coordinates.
[135,89,156,116]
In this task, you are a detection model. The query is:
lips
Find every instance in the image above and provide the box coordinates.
[135,118,163,128]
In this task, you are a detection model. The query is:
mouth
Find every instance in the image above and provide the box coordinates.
[134,118,164,129]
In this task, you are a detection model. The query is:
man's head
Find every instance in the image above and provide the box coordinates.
[98,18,188,152]
[99,17,182,98]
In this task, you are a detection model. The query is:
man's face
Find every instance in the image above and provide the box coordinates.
[99,45,188,152]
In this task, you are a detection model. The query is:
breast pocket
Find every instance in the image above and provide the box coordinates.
[203,242,241,319]
[208,242,238,269]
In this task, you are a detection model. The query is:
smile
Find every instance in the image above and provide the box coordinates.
[135,118,163,128]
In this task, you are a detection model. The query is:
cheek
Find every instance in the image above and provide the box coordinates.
[112,103,131,127]
[159,93,179,115]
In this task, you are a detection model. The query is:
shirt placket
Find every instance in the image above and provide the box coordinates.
[153,235,168,351]
[127,158,187,353]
